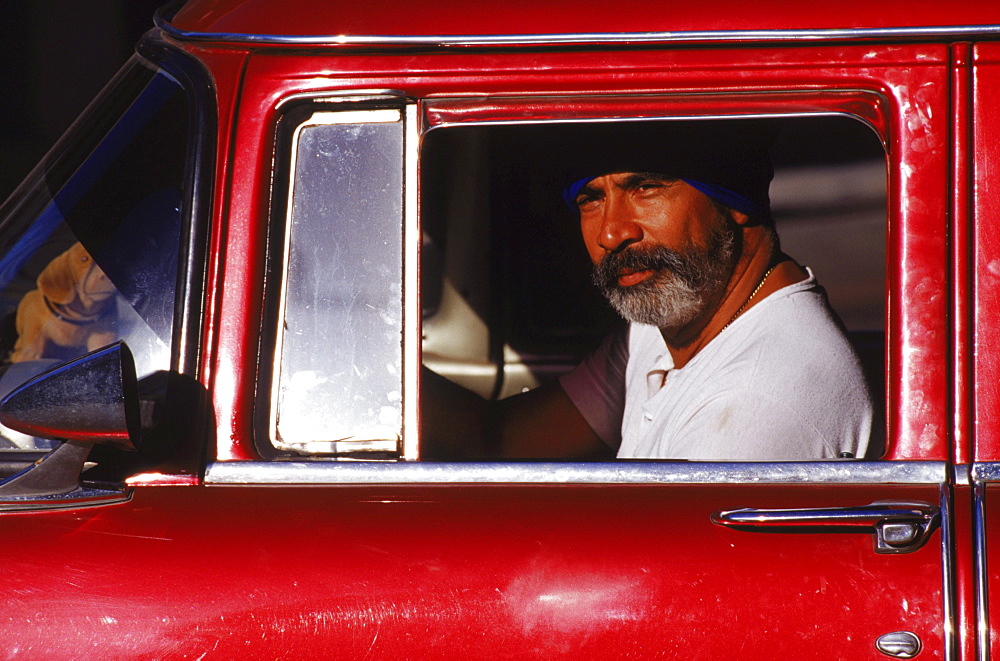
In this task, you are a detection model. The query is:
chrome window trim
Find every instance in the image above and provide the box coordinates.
[206,460,947,485]
[275,90,407,113]
[268,104,412,455]
[971,462,1000,482]
[402,103,419,460]
[156,16,1000,48]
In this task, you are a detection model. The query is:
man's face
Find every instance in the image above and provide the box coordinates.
[575,172,738,329]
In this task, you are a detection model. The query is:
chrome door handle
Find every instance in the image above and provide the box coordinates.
[711,501,939,554]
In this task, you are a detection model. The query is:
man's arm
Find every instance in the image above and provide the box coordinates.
[419,367,612,460]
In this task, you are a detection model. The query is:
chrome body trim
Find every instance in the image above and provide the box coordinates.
[156,16,1000,48]
[275,90,408,113]
[876,631,923,659]
[0,485,132,512]
[206,460,947,485]
[972,462,1000,482]
[975,478,991,661]
[941,483,958,661]
[713,500,940,554]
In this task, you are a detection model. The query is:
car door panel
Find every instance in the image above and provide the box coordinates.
[0,476,948,658]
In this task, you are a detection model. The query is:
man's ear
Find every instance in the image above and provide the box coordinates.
[730,210,751,226]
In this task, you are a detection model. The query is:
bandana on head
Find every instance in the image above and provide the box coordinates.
[562,176,763,216]
[556,120,775,217]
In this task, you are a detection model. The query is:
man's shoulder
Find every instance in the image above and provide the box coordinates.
[733,275,848,347]
[707,279,864,381]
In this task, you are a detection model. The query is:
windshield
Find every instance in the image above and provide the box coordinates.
[0,60,190,451]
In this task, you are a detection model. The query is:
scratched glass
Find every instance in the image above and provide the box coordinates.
[274,111,404,454]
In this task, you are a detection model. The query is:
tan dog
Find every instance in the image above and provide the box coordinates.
[10,242,118,363]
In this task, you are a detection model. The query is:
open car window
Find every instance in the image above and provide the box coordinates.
[420,114,887,459]
[0,61,188,452]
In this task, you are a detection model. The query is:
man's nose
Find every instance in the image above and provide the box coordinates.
[597,197,643,254]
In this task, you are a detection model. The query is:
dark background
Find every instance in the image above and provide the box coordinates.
[0,0,164,203]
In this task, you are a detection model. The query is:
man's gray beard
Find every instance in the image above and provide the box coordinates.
[593,226,735,329]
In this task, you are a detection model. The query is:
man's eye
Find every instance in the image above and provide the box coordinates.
[576,195,599,208]
[636,181,664,191]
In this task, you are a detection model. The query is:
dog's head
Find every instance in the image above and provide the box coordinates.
[37,242,116,306]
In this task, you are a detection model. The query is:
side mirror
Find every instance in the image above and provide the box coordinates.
[0,342,141,500]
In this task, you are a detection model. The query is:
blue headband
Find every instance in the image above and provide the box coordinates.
[563,176,762,217]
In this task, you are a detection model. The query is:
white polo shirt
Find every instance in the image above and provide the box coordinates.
[559,270,873,460]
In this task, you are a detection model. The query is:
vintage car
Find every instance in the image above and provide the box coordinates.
[0,0,998,658]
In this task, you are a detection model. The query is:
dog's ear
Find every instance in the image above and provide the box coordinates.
[36,244,82,304]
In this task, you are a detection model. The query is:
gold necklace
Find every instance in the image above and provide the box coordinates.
[721,264,778,332]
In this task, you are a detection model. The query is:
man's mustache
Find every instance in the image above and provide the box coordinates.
[593,245,688,289]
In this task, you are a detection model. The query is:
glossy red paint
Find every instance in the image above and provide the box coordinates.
[188,46,249,397]
[947,47,977,657]
[952,42,973,468]
[1,484,945,659]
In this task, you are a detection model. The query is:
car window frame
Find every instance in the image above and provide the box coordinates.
[132,34,217,378]
[413,89,946,467]
[231,53,951,481]
[255,93,419,460]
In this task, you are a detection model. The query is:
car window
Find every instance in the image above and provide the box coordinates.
[421,114,887,459]
[421,120,886,369]
[0,62,189,452]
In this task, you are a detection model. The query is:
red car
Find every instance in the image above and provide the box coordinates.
[0,0,997,658]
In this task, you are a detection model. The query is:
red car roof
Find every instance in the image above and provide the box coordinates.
[166,0,1000,45]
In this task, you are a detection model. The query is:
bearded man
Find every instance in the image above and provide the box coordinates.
[421,122,873,461]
